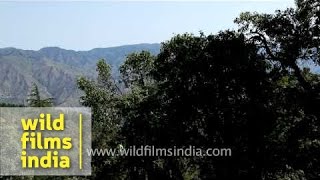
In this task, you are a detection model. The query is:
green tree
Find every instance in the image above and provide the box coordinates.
[234,0,319,92]
[77,59,124,179]
[77,2,320,178]
[78,31,320,179]
[27,83,53,107]
[234,0,320,178]
[120,50,155,88]
[151,31,276,179]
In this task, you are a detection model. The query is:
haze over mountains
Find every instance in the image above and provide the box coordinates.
[0,43,160,106]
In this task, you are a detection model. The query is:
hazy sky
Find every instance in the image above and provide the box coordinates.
[0,1,295,50]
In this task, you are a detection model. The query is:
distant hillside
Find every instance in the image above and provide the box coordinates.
[0,43,160,106]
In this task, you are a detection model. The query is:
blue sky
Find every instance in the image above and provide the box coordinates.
[0,1,295,50]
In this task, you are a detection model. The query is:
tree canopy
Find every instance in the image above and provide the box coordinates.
[77,1,320,179]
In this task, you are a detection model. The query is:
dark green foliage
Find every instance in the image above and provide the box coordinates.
[0,103,24,107]
[234,1,320,178]
[78,31,320,179]
[76,1,320,179]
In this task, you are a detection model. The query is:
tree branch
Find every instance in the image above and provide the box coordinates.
[250,31,312,91]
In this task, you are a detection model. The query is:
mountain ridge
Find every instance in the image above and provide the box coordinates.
[0,43,161,106]
[0,43,160,52]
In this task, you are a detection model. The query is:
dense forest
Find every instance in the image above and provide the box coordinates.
[2,0,320,179]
